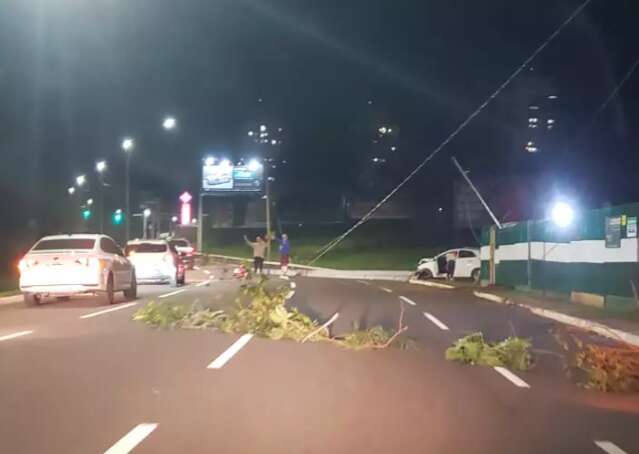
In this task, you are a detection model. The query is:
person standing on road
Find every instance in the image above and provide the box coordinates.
[446,250,457,280]
[273,233,291,275]
[244,235,268,275]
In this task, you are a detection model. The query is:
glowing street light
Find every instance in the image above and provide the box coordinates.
[247,159,262,172]
[87,198,93,206]
[162,116,177,130]
[76,175,86,187]
[143,208,151,218]
[551,201,575,228]
[121,137,134,152]
[259,124,267,132]
[171,216,178,223]
[248,131,254,137]
[220,159,231,168]
[67,187,76,195]
[95,160,107,173]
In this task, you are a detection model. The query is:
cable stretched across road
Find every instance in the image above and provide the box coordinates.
[308,0,594,266]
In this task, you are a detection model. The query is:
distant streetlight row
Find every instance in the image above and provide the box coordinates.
[66,115,178,239]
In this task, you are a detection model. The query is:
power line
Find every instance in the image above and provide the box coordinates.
[308,0,594,266]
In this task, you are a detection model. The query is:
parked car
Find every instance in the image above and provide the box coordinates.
[18,234,137,306]
[415,248,481,281]
[125,240,185,286]
[169,238,196,270]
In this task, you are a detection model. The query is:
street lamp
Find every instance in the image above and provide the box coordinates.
[122,137,134,241]
[551,201,575,228]
[142,208,151,239]
[67,187,76,195]
[162,116,177,131]
[95,160,107,233]
[75,175,86,187]
[87,198,93,206]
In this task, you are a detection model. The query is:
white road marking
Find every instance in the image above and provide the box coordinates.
[357,280,370,285]
[203,270,211,275]
[193,265,200,270]
[286,290,296,300]
[195,280,211,287]
[158,289,186,298]
[422,312,449,330]
[0,330,34,342]
[399,296,416,306]
[104,423,158,454]
[207,334,254,369]
[290,281,297,289]
[79,303,138,319]
[594,441,628,454]
[379,286,393,293]
[493,366,530,388]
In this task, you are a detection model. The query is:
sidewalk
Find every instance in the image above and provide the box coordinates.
[473,286,639,346]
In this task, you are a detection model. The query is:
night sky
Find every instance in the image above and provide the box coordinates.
[0,0,638,247]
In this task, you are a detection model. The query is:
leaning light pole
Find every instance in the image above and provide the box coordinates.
[95,160,107,234]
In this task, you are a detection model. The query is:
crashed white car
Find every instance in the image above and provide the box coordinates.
[18,234,137,306]
[415,248,481,281]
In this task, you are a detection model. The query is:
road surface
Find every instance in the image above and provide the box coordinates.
[0,267,637,453]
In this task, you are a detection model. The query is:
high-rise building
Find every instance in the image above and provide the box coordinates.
[524,93,559,153]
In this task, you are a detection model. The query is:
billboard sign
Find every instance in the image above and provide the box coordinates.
[202,160,263,192]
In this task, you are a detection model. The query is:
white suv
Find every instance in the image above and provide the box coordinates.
[125,240,185,286]
[19,234,137,306]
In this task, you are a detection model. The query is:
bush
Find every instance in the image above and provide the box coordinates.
[445,332,532,371]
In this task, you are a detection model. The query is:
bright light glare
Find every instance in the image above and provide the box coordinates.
[87,198,93,206]
[143,208,151,218]
[171,216,178,223]
[205,156,215,166]
[248,131,254,137]
[96,160,107,173]
[67,187,75,195]
[163,116,177,130]
[551,202,574,228]
[259,124,267,132]
[122,137,134,151]
[247,159,262,172]
[76,175,86,186]
[220,159,231,168]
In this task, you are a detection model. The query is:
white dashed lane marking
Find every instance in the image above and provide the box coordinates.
[594,441,628,454]
[158,289,186,299]
[422,312,449,330]
[379,287,393,293]
[207,334,254,369]
[399,296,416,306]
[0,330,34,342]
[357,280,370,285]
[104,423,158,454]
[79,303,137,319]
[493,366,530,388]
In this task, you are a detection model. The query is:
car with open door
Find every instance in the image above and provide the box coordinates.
[18,234,137,306]
[415,248,481,281]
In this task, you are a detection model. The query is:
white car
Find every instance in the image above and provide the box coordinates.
[125,240,185,286]
[18,234,137,306]
[415,248,481,281]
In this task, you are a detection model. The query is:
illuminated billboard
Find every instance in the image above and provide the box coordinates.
[202,159,263,192]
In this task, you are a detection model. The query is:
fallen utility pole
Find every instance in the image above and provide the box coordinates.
[451,156,502,229]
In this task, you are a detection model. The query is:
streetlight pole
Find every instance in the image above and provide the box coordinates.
[96,160,107,234]
[121,138,134,241]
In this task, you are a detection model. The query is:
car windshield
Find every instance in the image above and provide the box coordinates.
[170,240,189,247]
[125,243,167,254]
[32,239,95,250]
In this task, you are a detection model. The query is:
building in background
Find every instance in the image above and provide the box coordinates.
[524,93,559,153]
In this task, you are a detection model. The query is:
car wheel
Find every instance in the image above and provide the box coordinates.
[124,272,137,300]
[471,268,481,283]
[417,270,433,280]
[23,293,41,307]
[101,274,115,305]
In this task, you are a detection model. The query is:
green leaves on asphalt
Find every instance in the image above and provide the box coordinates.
[133,277,409,350]
[445,332,532,371]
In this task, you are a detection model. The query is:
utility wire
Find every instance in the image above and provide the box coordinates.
[308,0,594,266]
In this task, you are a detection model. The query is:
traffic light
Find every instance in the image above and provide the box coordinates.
[82,209,92,221]
[112,209,123,225]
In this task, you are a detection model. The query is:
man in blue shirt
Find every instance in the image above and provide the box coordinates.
[275,233,291,275]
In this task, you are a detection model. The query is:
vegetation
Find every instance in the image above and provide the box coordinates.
[553,326,639,393]
[134,277,408,350]
[445,332,532,371]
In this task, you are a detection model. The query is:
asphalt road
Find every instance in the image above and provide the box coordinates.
[0,268,637,454]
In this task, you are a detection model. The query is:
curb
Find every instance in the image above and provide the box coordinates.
[0,294,22,306]
[472,291,639,348]
[205,254,331,271]
[408,279,454,290]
